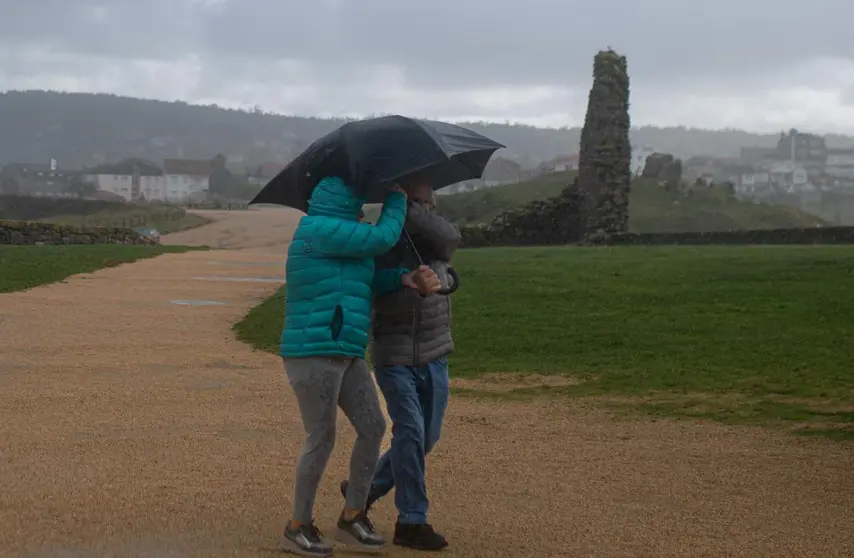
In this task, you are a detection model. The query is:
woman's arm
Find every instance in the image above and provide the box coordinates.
[311,191,407,258]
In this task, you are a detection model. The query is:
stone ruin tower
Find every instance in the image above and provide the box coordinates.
[576,49,632,238]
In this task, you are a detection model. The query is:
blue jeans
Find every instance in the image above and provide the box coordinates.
[370,357,450,525]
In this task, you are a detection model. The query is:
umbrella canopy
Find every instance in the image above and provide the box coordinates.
[250,115,504,211]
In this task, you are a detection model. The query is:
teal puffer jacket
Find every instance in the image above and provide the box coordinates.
[281,176,408,359]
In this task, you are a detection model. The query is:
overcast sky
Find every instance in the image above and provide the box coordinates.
[2,0,853,134]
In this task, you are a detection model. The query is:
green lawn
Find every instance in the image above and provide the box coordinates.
[232,245,854,439]
[234,285,287,354]
[0,244,201,293]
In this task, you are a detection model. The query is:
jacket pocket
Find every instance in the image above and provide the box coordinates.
[330,305,344,341]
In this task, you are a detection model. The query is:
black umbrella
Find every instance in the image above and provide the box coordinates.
[250,115,505,211]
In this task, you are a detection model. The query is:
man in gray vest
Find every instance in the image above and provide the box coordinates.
[340,177,459,551]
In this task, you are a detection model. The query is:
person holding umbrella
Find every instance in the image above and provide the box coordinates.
[280,176,442,557]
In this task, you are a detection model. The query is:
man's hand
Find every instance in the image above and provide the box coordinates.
[401,265,441,295]
[414,266,442,294]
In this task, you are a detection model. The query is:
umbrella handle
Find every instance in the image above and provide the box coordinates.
[436,266,460,295]
[415,266,459,297]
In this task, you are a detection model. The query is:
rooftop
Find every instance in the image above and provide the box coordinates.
[84,158,164,176]
[163,158,212,176]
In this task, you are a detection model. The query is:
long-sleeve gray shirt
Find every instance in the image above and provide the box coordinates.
[369,201,461,368]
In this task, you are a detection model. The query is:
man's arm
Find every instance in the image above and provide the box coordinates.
[311,192,407,258]
[405,202,461,262]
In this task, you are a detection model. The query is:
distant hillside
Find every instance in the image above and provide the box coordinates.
[431,172,827,233]
[4,90,854,170]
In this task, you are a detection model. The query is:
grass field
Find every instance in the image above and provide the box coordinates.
[0,244,201,293]
[44,207,211,234]
[233,245,854,440]
[422,172,827,232]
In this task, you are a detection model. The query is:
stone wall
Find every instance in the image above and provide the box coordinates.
[0,220,156,245]
[460,224,854,248]
[458,183,585,247]
[589,226,854,246]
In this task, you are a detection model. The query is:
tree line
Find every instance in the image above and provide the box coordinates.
[3,90,853,170]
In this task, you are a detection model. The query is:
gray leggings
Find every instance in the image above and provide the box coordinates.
[284,357,386,523]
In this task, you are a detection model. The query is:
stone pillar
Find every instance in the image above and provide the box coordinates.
[577,49,632,238]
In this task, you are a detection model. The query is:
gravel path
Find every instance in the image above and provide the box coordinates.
[1,208,852,557]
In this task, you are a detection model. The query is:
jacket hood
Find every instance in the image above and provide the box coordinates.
[307,176,364,220]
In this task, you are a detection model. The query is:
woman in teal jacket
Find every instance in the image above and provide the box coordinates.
[280,176,439,557]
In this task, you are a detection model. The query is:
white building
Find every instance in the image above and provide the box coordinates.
[164,158,211,202]
[537,154,579,174]
[138,176,167,200]
[84,158,166,202]
[738,162,816,197]
[825,148,854,180]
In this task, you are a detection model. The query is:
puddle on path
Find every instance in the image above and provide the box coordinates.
[169,299,227,306]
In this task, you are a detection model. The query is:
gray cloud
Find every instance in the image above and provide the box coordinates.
[0,0,202,59]
[1,0,854,132]
[198,0,853,90]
